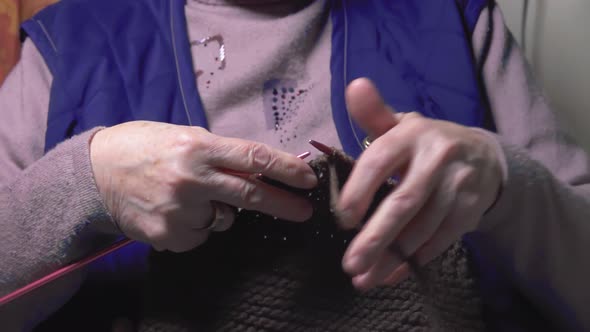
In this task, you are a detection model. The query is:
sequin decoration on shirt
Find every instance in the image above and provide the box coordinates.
[263,79,310,146]
[191,34,226,89]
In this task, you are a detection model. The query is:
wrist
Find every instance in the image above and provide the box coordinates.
[469,127,507,213]
[89,127,121,229]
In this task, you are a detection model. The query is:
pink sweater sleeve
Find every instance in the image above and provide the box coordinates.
[0,40,119,329]
[473,5,590,329]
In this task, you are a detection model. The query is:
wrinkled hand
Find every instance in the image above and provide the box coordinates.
[90,121,317,253]
[337,79,503,290]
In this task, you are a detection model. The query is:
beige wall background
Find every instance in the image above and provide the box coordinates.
[496,0,590,151]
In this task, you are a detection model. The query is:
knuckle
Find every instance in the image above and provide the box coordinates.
[174,129,208,156]
[423,137,462,168]
[192,166,215,187]
[287,161,307,179]
[246,143,275,172]
[361,231,386,253]
[399,117,428,139]
[192,126,210,136]
[163,169,192,192]
[404,113,427,127]
[405,111,423,120]
[437,137,463,159]
[144,223,168,245]
[370,158,391,174]
[388,190,419,212]
[361,153,392,177]
[238,181,262,206]
[454,166,477,186]
[173,130,197,149]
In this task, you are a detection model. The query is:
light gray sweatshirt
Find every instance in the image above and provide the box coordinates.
[1,2,589,330]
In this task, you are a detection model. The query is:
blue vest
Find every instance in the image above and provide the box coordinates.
[22,0,491,158]
[24,0,571,330]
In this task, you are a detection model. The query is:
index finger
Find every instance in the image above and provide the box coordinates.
[205,136,317,189]
[336,130,411,229]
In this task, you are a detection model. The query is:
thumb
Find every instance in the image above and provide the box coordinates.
[345,78,399,141]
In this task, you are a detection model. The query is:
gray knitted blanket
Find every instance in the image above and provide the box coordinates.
[138,152,485,332]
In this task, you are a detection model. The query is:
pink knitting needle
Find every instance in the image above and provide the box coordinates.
[0,238,134,306]
[0,151,311,307]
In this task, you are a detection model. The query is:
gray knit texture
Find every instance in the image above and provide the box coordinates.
[138,152,484,332]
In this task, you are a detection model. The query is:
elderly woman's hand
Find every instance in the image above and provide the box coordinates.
[90,121,317,253]
[337,79,503,290]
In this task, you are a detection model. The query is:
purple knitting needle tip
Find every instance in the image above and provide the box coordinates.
[308,140,335,156]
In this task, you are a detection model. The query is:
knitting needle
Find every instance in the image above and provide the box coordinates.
[0,151,312,307]
[328,163,340,214]
[224,151,311,180]
[297,151,312,160]
[0,238,134,306]
[308,139,336,156]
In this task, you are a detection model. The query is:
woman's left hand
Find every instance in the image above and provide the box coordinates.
[336,78,503,290]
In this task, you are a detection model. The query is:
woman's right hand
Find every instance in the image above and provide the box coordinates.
[89,121,317,252]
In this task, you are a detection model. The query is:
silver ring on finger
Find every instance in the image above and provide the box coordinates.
[197,201,234,232]
[206,201,224,231]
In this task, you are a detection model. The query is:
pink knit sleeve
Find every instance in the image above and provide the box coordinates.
[0,40,119,328]
[472,5,590,329]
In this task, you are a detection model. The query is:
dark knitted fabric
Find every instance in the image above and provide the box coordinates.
[138,151,485,332]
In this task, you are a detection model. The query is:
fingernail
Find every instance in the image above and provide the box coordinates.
[383,268,410,287]
[352,278,368,292]
[343,254,360,274]
[384,274,405,287]
[352,274,374,292]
